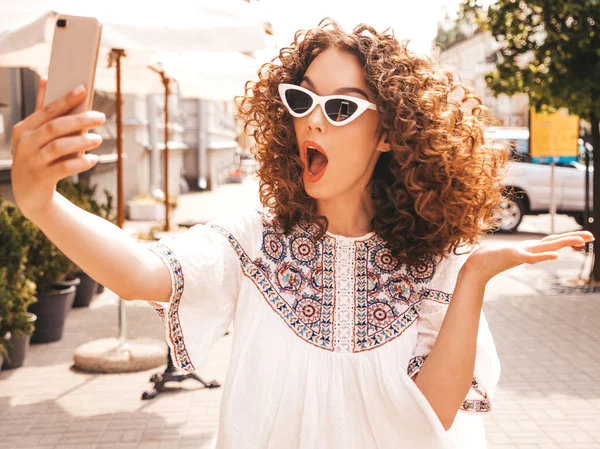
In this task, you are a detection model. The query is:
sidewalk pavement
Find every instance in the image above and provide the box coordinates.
[1,176,599,449]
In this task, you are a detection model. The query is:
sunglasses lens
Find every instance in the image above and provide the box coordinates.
[324,99,360,122]
[285,88,313,115]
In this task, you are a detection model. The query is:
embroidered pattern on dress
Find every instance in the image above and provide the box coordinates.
[146,242,194,372]
[406,355,492,412]
[211,213,431,353]
[354,238,426,352]
[333,237,354,352]
[421,288,452,304]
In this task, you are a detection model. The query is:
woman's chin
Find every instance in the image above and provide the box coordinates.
[303,177,342,201]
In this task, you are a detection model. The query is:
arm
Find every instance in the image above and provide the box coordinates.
[412,264,485,430]
[413,232,593,430]
[35,193,171,302]
[11,79,171,303]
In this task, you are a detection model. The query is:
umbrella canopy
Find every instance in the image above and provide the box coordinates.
[93,52,261,100]
[25,50,262,100]
[0,0,267,67]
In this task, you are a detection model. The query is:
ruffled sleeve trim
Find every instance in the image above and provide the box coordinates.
[146,241,195,373]
[407,355,492,413]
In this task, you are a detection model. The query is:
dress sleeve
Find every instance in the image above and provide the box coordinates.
[144,221,243,373]
[407,249,501,413]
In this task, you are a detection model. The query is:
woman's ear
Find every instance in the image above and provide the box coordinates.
[377,134,391,153]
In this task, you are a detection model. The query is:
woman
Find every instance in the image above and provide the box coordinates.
[11,19,592,449]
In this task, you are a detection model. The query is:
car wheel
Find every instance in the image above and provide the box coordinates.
[496,198,525,233]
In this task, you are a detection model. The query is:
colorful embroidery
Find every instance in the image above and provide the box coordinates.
[352,237,430,352]
[407,355,427,378]
[407,355,492,412]
[374,247,398,272]
[210,213,431,353]
[146,242,194,372]
[210,222,335,350]
[461,398,492,413]
[264,232,285,261]
[421,288,452,304]
[408,260,435,281]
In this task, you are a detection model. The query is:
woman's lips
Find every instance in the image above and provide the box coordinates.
[301,140,328,183]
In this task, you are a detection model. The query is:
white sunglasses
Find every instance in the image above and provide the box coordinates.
[278,83,378,126]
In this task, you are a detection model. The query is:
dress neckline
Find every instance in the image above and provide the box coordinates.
[325,230,377,242]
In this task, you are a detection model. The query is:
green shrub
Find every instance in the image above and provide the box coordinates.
[0,199,38,358]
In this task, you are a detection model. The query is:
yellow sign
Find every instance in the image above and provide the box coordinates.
[530,108,579,157]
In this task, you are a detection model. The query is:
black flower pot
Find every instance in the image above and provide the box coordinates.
[55,275,81,309]
[28,284,76,343]
[2,314,36,370]
[72,271,98,308]
[0,332,8,371]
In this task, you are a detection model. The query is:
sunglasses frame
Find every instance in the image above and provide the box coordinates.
[278,83,378,127]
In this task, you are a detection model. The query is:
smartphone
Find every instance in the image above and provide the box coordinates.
[43,14,102,140]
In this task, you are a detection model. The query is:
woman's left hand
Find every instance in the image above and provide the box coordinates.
[463,231,594,283]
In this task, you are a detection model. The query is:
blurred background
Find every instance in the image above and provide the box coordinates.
[0,1,598,449]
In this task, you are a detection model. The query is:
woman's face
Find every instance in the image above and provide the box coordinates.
[293,47,389,201]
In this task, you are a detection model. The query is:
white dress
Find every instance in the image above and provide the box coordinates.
[147,210,501,449]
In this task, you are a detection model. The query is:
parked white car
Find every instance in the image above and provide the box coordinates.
[485,127,593,232]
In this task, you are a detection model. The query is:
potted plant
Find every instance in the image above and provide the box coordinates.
[0,199,38,368]
[56,180,115,307]
[25,218,77,343]
[0,269,37,370]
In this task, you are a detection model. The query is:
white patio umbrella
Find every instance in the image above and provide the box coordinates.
[0,0,268,373]
[93,51,260,99]
[0,0,267,228]
[0,1,266,65]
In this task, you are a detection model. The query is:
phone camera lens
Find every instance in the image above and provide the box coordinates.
[57,19,67,28]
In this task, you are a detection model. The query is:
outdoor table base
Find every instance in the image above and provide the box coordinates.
[141,350,221,400]
[73,337,166,373]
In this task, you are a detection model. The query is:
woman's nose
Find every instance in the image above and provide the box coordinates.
[306,105,326,133]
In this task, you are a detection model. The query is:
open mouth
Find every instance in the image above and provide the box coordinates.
[303,141,329,179]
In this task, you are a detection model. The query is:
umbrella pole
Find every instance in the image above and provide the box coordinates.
[162,74,171,232]
[113,48,127,348]
[72,49,165,374]
[115,49,125,229]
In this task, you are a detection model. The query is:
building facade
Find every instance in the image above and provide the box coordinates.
[0,68,239,217]
[436,30,530,127]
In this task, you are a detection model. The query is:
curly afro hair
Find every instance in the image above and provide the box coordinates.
[237,18,507,268]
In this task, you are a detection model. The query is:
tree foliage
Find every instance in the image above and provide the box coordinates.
[434,8,480,49]
[461,0,600,119]
[462,0,600,279]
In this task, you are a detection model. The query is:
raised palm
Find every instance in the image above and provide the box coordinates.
[466,231,594,283]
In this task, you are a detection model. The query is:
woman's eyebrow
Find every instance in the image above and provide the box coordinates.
[302,76,369,100]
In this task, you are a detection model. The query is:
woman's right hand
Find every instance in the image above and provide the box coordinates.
[11,78,106,220]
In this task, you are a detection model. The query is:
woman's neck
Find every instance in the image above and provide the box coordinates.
[317,188,375,238]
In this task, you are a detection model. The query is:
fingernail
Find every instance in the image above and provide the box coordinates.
[72,84,85,95]
[87,111,105,122]
[87,154,99,164]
